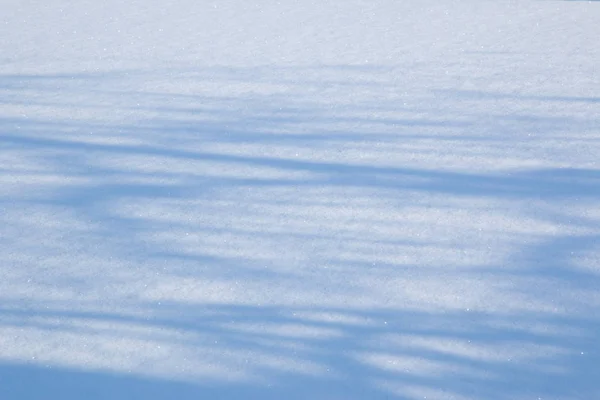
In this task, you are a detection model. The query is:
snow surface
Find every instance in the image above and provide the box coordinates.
[1,1,600,399]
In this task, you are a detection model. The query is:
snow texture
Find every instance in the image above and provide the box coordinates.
[1,1,599,399]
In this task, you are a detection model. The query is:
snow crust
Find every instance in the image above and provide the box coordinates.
[1,1,599,399]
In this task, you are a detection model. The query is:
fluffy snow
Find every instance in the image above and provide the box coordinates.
[1,1,599,399]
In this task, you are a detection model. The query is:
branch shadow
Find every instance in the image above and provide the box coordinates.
[2,64,600,399]
[1,300,598,399]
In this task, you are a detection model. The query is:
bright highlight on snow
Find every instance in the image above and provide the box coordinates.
[1,1,599,399]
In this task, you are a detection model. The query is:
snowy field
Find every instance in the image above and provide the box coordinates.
[1,1,600,399]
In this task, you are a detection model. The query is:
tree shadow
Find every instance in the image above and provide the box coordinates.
[2,65,600,399]
[0,299,598,399]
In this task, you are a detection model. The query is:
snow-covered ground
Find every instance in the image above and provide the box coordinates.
[1,1,599,399]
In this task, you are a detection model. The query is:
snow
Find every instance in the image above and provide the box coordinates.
[1,1,599,399]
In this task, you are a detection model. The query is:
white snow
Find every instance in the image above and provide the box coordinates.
[1,1,599,399]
